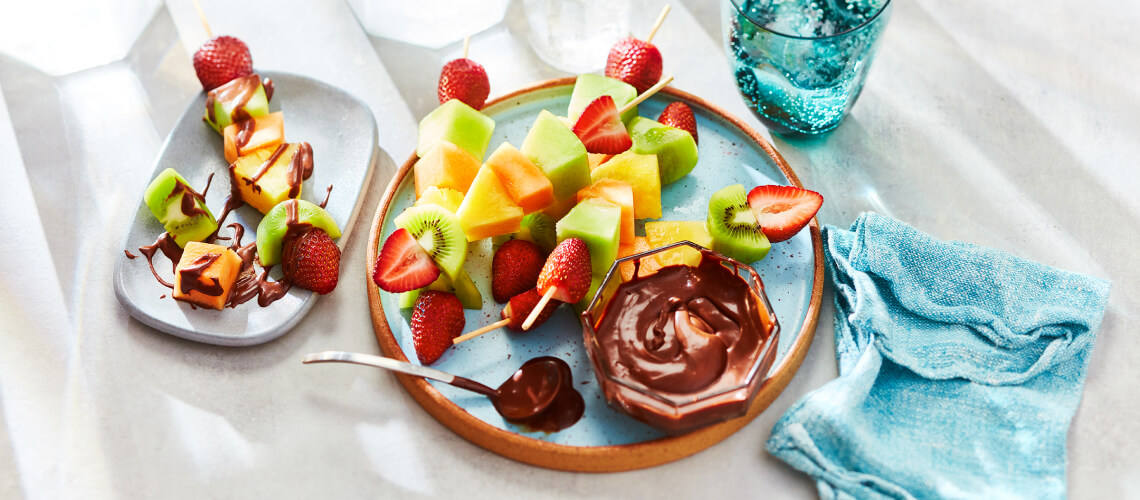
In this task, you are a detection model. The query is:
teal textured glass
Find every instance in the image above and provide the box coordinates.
[723,0,892,135]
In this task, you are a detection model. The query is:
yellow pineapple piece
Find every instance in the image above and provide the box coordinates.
[455,165,523,241]
[645,221,713,268]
[230,142,312,214]
[416,186,465,213]
[590,151,662,219]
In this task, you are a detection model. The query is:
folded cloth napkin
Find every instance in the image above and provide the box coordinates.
[766,213,1110,500]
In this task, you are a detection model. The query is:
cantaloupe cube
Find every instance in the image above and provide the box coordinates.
[414,141,481,198]
[617,236,660,281]
[223,111,284,164]
[577,179,635,244]
[455,165,524,241]
[587,153,614,170]
[486,142,554,213]
[645,221,713,268]
[230,143,312,214]
[590,151,662,219]
[173,241,242,310]
[542,196,578,220]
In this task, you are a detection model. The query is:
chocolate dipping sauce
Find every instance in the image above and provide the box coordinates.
[586,250,777,434]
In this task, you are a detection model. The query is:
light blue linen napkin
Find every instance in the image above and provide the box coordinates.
[766,213,1110,499]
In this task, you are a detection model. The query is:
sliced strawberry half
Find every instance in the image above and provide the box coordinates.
[373,228,441,293]
[572,95,632,155]
[747,185,824,243]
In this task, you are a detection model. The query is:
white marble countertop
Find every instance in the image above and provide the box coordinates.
[1,0,1137,498]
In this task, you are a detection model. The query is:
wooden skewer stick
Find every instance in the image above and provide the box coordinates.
[645,5,672,44]
[453,318,510,344]
[192,0,214,39]
[618,75,675,115]
[462,36,471,59]
[521,287,558,331]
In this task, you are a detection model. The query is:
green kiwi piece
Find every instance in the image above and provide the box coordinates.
[393,204,467,280]
[397,269,482,309]
[489,213,557,253]
[706,184,770,263]
[256,199,341,266]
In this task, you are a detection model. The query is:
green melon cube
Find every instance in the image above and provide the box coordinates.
[521,110,591,200]
[417,99,495,161]
[555,198,621,277]
[567,74,638,125]
[628,116,699,185]
[202,75,269,133]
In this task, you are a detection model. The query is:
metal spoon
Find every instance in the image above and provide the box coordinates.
[302,351,563,421]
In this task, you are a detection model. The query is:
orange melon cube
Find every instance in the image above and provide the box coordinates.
[542,195,578,220]
[617,236,661,281]
[486,142,554,213]
[587,153,615,170]
[455,165,524,241]
[173,241,242,310]
[414,141,481,198]
[223,111,284,164]
[577,179,635,244]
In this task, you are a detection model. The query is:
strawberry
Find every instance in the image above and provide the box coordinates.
[658,102,698,145]
[192,36,253,91]
[411,291,465,364]
[537,238,592,303]
[502,289,559,332]
[572,96,632,155]
[281,228,341,294]
[373,228,441,293]
[438,58,490,110]
[605,37,663,94]
[492,239,545,303]
[747,185,824,243]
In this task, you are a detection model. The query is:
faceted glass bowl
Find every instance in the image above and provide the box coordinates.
[580,241,781,435]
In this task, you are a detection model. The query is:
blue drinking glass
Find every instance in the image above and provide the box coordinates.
[723,0,892,136]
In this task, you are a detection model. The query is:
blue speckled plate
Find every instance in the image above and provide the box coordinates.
[366,78,823,471]
[114,72,379,346]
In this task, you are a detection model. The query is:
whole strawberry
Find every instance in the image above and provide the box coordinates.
[438,58,490,110]
[281,228,341,294]
[605,37,662,94]
[503,289,560,332]
[537,238,592,304]
[193,36,253,91]
[492,239,545,303]
[658,102,698,145]
[411,291,465,364]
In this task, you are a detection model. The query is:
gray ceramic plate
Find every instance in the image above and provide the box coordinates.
[114,71,378,346]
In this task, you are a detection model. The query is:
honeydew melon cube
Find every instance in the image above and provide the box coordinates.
[521,110,591,201]
[203,74,270,133]
[568,74,639,125]
[555,198,621,278]
[416,99,495,161]
[627,116,699,185]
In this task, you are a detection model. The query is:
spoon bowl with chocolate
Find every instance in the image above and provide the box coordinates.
[303,351,583,431]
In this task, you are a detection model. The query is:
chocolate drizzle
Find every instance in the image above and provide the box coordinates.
[168,176,211,218]
[286,142,314,198]
[318,185,333,209]
[246,143,290,193]
[262,77,275,102]
[205,74,263,125]
[235,118,256,150]
[138,232,182,289]
[177,253,223,297]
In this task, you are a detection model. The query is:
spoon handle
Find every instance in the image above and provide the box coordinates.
[303,351,459,385]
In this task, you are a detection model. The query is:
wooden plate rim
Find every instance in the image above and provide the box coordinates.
[365,77,824,472]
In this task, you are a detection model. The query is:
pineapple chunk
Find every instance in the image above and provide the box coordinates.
[455,165,523,241]
[230,143,313,214]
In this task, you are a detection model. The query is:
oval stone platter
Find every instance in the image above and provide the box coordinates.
[366,78,823,471]
[114,72,379,347]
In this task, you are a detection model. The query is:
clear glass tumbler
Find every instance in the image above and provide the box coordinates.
[723,0,892,135]
[524,0,631,74]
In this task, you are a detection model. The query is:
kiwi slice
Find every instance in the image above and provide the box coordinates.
[396,269,482,310]
[393,204,467,280]
[490,212,557,253]
[706,184,770,263]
